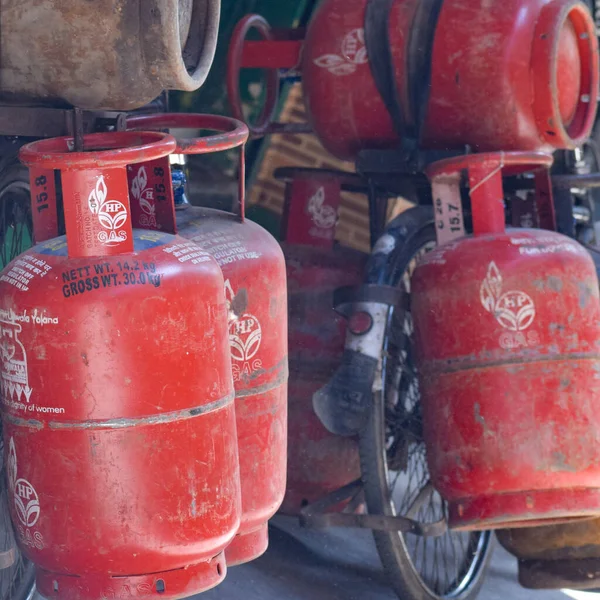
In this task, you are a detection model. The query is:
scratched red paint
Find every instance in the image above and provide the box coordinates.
[280,231,366,513]
[412,153,600,532]
[126,114,289,567]
[228,0,598,159]
[10,132,241,600]
[176,207,289,567]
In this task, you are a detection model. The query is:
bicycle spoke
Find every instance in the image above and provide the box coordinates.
[375,238,490,598]
[405,482,434,519]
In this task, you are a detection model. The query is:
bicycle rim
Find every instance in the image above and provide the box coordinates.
[359,221,492,600]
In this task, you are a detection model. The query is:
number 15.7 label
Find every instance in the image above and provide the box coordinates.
[433,180,465,245]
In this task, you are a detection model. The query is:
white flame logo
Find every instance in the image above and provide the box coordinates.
[225,280,262,381]
[8,438,40,528]
[314,28,368,76]
[88,176,128,246]
[130,166,157,227]
[307,186,338,229]
[480,262,536,332]
[129,166,147,204]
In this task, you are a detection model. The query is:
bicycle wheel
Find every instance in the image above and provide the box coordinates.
[0,161,35,600]
[359,208,493,600]
[0,162,34,269]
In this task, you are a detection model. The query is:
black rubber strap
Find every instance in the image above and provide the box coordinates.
[364,0,409,143]
[364,0,445,149]
[333,284,408,317]
[407,0,445,138]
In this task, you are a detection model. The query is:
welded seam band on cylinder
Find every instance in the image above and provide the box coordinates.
[420,353,600,375]
[4,392,235,431]
[235,359,289,398]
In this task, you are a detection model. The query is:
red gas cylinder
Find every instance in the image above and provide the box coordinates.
[229,0,599,158]
[411,152,600,531]
[276,167,365,514]
[8,131,241,599]
[126,114,288,566]
[283,246,365,514]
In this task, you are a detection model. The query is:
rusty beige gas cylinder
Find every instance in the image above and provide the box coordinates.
[0,0,219,109]
[497,520,600,590]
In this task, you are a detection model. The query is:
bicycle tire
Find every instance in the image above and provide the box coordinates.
[0,159,36,600]
[358,207,493,600]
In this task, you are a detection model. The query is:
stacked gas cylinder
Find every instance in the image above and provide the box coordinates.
[124,114,289,564]
[272,169,366,514]
[0,102,287,600]
[407,3,600,591]
[123,115,365,516]
[230,0,600,591]
[0,3,292,597]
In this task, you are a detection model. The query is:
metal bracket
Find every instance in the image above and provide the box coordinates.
[552,172,600,189]
[0,105,127,139]
[299,479,447,537]
[333,284,408,318]
[356,148,468,178]
[273,166,376,194]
